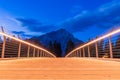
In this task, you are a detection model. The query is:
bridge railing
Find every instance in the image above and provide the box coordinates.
[65,28,120,58]
[0,27,56,58]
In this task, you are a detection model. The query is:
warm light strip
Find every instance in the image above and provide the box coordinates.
[66,28,120,57]
[0,32,56,58]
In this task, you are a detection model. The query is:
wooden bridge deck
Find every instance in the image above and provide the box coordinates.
[0,58,120,80]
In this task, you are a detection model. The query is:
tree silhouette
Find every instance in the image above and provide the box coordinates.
[65,39,75,55]
[48,41,62,57]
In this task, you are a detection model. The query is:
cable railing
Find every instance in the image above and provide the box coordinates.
[0,27,56,58]
[65,28,120,58]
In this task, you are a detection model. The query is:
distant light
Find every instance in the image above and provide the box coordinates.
[0,32,56,58]
[66,28,120,57]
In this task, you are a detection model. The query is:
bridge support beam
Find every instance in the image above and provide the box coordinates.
[108,37,113,58]
[95,42,98,58]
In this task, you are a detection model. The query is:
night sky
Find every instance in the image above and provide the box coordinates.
[0,0,120,41]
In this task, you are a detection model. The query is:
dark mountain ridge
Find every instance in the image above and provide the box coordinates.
[29,28,84,56]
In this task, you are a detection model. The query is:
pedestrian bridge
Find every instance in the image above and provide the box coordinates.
[0,27,120,79]
[0,58,120,80]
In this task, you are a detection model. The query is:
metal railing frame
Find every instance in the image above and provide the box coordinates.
[0,27,56,58]
[66,28,120,58]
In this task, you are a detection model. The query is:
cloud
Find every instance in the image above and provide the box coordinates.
[60,0,120,32]
[12,31,25,34]
[15,0,120,33]
[16,18,57,32]
[12,31,33,38]
[16,18,42,26]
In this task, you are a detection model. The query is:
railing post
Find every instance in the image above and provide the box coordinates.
[37,49,39,57]
[108,36,113,58]
[44,53,46,57]
[27,45,30,57]
[80,49,81,57]
[72,53,73,57]
[18,35,21,58]
[83,48,85,57]
[77,50,79,57]
[74,52,76,57]
[44,52,45,57]
[18,42,21,58]
[77,51,79,57]
[95,42,98,58]
[40,50,42,57]
[70,54,72,57]
[73,52,75,57]
[1,27,6,58]
[33,48,35,57]
[88,45,90,57]
[39,51,41,57]
[75,51,77,57]
[42,51,44,57]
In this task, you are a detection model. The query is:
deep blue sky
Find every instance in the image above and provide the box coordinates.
[0,0,120,41]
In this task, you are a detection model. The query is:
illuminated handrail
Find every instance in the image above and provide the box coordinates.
[65,28,120,58]
[0,31,56,58]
